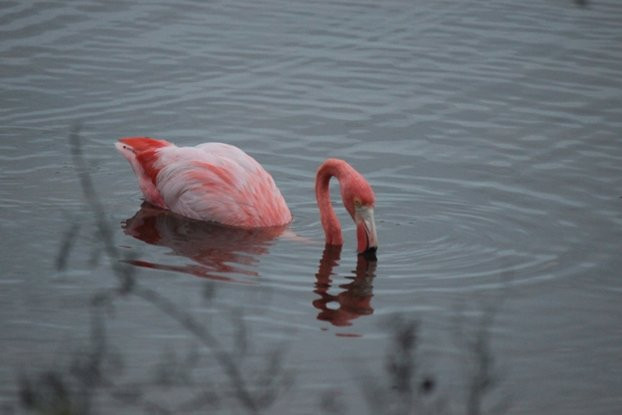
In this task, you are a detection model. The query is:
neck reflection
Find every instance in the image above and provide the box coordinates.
[313,245,377,327]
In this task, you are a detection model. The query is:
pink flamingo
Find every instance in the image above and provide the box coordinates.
[116,137,378,256]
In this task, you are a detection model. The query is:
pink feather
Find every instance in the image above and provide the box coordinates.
[116,137,292,228]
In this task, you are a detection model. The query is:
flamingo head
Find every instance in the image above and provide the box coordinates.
[115,140,136,161]
[115,137,170,208]
[341,172,378,260]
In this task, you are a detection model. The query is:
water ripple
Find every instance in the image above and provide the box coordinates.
[2,0,622,411]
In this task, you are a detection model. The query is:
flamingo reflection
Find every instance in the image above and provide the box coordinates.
[122,203,285,282]
[313,245,376,327]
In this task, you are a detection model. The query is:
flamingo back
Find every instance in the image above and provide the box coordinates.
[117,138,291,228]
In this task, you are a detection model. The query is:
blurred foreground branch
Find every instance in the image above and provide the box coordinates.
[358,309,508,415]
[14,126,509,415]
[18,126,291,415]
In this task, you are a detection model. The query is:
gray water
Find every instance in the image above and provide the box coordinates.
[1,0,621,413]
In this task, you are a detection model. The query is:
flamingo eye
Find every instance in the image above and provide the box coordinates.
[354,199,362,208]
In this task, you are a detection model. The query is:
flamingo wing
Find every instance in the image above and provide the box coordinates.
[117,138,291,228]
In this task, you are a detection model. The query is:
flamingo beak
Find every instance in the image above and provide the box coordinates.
[356,206,378,260]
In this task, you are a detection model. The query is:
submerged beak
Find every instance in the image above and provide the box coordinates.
[356,206,378,259]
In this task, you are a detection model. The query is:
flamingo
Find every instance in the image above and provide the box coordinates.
[115,137,378,256]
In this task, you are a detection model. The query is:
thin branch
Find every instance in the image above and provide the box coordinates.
[68,126,265,414]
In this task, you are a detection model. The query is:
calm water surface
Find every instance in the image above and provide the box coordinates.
[1,0,621,414]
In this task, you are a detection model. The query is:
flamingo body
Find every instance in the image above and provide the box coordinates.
[115,137,292,228]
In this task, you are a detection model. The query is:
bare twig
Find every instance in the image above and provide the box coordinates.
[69,124,135,293]
[66,126,290,414]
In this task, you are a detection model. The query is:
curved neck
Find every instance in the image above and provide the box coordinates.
[315,159,350,246]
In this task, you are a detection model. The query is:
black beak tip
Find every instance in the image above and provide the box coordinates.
[360,246,377,261]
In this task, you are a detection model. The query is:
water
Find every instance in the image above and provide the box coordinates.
[1,0,621,413]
